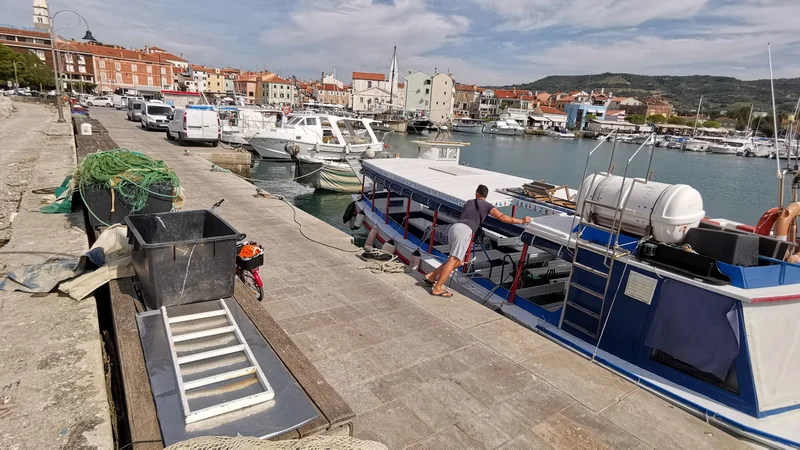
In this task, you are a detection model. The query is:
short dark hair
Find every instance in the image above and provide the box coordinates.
[476,184,489,198]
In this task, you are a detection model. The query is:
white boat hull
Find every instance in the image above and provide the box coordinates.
[246,137,293,160]
[248,136,383,161]
[483,127,524,136]
[452,124,483,134]
[709,145,738,155]
[294,157,362,192]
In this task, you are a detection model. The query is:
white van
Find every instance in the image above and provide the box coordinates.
[140,102,173,131]
[113,94,129,110]
[166,107,220,146]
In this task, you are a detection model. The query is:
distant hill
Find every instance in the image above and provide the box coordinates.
[509,73,800,114]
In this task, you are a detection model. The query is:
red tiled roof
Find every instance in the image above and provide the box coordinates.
[520,95,536,101]
[156,52,186,62]
[352,72,385,81]
[493,89,531,99]
[320,83,347,92]
[269,76,291,84]
[455,83,481,91]
[557,95,576,102]
[606,109,625,115]
[189,64,211,71]
[535,92,550,101]
[0,26,49,39]
[539,106,565,115]
[397,82,404,88]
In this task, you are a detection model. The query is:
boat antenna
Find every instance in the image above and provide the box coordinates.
[768,43,782,178]
[388,46,396,112]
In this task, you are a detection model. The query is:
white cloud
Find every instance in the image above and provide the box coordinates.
[474,0,708,31]
[259,0,470,77]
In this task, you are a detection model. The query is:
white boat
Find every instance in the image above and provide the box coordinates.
[709,138,755,155]
[348,131,800,448]
[452,117,484,134]
[247,114,385,161]
[219,107,281,148]
[483,119,525,136]
[545,128,575,139]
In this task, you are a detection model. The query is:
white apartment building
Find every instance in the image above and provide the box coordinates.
[429,72,455,123]
[403,71,432,115]
[189,65,207,92]
[351,71,402,112]
[261,76,295,105]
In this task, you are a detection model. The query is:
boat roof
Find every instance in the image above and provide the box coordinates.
[363,158,529,209]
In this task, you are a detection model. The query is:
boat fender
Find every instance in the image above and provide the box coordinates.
[365,228,378,248]
[353,211,365,229]
[315,142,321,153]
[773,202,800,241]
[365,147,376,159]
[409,250,421,271]
[345,143,351,155]
[284,143,300,157]
[754,207,781,236]
[342,201,357,224]
[382,239,396,255]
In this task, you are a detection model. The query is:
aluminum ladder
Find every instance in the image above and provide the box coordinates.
[559,132,657,340]
[161,299,275,424]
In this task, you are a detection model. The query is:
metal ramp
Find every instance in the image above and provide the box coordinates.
[161,299,275,424]
[560,131,656,339]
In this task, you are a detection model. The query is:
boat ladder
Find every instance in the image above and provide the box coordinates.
[161,299,275,424]
[560,131,657,340]
[345,157,365,184]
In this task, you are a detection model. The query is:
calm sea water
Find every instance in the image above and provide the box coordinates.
[250,133,793,234]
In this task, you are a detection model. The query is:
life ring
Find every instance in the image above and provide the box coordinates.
[754,207,781,236]
[282,105,291,115]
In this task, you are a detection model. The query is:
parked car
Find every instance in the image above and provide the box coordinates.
[127,99,145,121]
[112,95,130,109]
[140,102,173,131]
[88,96,113,107]
[166,107,220,146]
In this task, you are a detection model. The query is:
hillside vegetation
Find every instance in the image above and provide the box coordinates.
[513,73,800,114]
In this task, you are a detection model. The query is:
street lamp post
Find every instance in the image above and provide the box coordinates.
[11,61,25,89]
[48,7,96,122]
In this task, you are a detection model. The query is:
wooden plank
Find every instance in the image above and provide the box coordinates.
[233,281,355,437]
[109,278,164,450]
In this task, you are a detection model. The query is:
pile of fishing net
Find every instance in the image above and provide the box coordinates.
[74,148,183,215]
[164,436,388,450]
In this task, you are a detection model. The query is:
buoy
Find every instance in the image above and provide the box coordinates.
[365,228,378,248]
[349,215,357,230]
[353,212,365,229]
[409,249,421,271]
[365,147,376,159]
[382,239,396,255]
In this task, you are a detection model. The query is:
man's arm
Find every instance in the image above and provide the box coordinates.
[489,207,532,225]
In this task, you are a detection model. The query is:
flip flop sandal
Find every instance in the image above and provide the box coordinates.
[431,290,453,298]
[422,278,436,287]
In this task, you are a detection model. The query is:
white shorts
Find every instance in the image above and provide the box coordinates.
[448,222,473,262]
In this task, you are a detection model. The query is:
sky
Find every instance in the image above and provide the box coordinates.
[4,0,800,85]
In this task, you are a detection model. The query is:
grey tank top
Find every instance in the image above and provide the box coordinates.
[458,199,494,233]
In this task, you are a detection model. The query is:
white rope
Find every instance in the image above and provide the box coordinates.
[358,247,407,274]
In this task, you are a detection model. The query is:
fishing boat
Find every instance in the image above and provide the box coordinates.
[345,126,800,447]
[483,118,525,136]
[218,107,281,148]
[452,117,484,134]
[407,116,433,134]
[545,128,576,139]
[247,113,384,160]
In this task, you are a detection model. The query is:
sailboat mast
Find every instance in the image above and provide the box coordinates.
[692,95,702,137]
[388,46,396,111]
[768,43,782,180]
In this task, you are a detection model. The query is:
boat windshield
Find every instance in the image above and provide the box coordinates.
[336,119,375,145]
[286,116,305,125]
[506,119,521,127]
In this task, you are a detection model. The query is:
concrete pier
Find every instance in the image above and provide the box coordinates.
[0,103,113,449]
[82,107,760,449]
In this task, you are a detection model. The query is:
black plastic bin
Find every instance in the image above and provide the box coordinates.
[125,210,245,310]
[83,180,175,228]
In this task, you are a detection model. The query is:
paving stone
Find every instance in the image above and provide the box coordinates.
[314,347,384,389]
[456,401,532,449]
[450,342,505,368]
[519,348,637,412]
[600,390,751,449]
[410,353,469,381]
[277,311,336,336]
[505,381,576,427]
[469,319,556,362]
[407,425,485,450]
[400,379,486,432]
[290,333,328,363]
[336,383,383,415]
[532,403,640,450]
[353,400,433,450]
[407,287,501,330]
[452,359,538,407]
[260,299,304,320]
[406,324,477,360]
[292,292,348,314]
[303,323,369,359]
[497,430,556,450]
[268,284,314,301]
[366,368,424,403]
[369,305,443,337]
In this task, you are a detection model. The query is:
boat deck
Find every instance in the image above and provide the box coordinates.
[90,108,756,449]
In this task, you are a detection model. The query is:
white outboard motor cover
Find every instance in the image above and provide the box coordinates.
[577,173,705,244]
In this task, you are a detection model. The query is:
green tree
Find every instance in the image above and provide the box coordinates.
[627,114,645,124]
[667,116,686,125]
[703,120,721,128]
[500,100,510,110]
[646,114,666,124]
[0,44,53,89]
[585,113,597,121]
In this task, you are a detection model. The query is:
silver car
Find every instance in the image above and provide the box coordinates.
[127,100,145,121]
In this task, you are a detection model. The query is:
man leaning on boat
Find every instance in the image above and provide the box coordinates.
[424,184,532,297]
